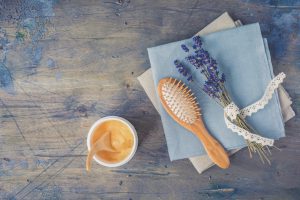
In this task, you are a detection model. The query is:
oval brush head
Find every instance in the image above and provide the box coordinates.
[158,77,201,125]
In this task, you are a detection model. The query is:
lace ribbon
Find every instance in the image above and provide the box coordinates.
[224,72,286,146]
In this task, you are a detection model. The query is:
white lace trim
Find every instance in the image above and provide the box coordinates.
[240,72,286,118]
[224,114,274,146]
[223,72,286,146]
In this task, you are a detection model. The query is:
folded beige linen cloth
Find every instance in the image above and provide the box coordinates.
[138,12,295,173]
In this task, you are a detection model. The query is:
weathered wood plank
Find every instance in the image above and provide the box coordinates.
[0,0,299,199]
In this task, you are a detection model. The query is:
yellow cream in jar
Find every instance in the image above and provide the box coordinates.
[91,119,134,163]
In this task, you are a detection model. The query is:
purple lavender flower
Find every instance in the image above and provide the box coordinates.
[175,36,226,99]
[187,75,193,82]
[203,80,220,98]
[174,60,193,82]
[192,36,202,49]
[204,83,220,98]
[211,59,218,70]
[220,73,226,83]
[181,44,189,52]
[195,49,209,61]
[186,55,202,69]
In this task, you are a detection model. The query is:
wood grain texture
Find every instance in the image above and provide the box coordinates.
[0,0,299,199]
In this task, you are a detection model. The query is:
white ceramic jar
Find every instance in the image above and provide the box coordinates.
[87,116,138,167]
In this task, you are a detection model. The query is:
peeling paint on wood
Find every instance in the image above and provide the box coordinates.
[0,0,299,200]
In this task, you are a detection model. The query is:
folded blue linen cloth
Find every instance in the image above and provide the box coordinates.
[148,23,285,161]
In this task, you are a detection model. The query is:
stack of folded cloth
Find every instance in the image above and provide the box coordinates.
[138,12,295,173]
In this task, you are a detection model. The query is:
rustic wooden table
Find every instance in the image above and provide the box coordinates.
[0,0,299,199]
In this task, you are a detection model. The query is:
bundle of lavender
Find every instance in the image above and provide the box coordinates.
[174,36,285,164]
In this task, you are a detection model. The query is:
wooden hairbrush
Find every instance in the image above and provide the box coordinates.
[157,77,230,169]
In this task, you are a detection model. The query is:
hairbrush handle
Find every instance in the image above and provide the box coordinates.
[190,120,230,169]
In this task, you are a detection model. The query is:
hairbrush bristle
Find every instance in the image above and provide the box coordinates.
[161,78,200,124]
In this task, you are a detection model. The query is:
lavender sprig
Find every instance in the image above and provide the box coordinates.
[174,59,193,82]
[173,36,272,164]
[184,45,226,101]
[181,44,189,52]
[193,36,202,49]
